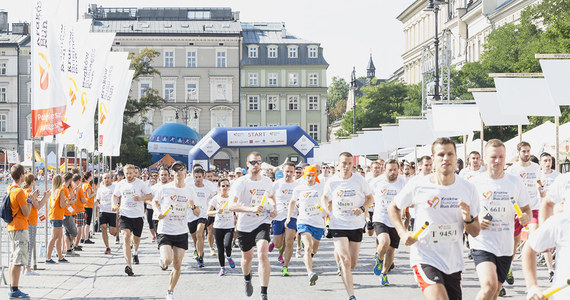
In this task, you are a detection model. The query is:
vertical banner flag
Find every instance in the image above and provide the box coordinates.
[109,69,135,156]
[97,52,131,156]
[23,140,33,163]
[31,0,68,137]
[59,32,115,151]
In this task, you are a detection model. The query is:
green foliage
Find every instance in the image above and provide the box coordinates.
[327,77,349,108]
[329,99,347,123]
[115,48,166,167]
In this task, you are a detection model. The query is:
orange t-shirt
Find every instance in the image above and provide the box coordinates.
[74,188,86,213]
[83,182,95,209]
[63,185,76,216]
[49,186,66,221]
[25,188,38,226]
[7,184,29,232]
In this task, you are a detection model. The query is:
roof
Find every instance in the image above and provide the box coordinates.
[0,33,29,45]
[367,55,375,71]
[242,22,316,44]
[91,7,234,21]
[91,20,241,35]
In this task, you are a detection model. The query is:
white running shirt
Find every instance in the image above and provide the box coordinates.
[113,178,152,218]
[469,172,530,256]
[187,183,215,222]
[323,173,373,230]
[291,182,325,229]
[272,179,299,221]
[370,176,406,227]
[547,172,570,204]
[506,162,541,210]
[155,182,196,235]
[95,183,115,214]
[209,195,235,229]
[394,174,479,274]
[229,174,274,233]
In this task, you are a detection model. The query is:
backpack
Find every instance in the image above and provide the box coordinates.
[1,186,17,224]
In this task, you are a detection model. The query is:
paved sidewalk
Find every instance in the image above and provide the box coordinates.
[3,229,550,299]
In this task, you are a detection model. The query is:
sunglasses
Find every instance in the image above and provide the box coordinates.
[220,184,230,187]
[322,166,329,169]
[172,167,185,172]
[249,160,262,165]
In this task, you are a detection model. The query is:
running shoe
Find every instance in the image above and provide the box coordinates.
[244,280,253,297]
[8,289,29,299]
[268,241,275,252]
[58,258,69,263]
[115,237,120,244]
[373,259,383,276]
[260,294,268,300]
[23,270,40,276]
[348,296,356,300]
[549,271,555,283]
[45,259,56,264]
[296,247,303,258]
[380,273,389,286]
[133,254,139,265]
[227,257,236,269]
[281,266,290,276]
[152,237,156,243]
[66,250,80,257]
[105,248,111,255]
[506,269,514,285]
[125,265,134,276]
[278,255,284,264]
[308,272,318,286]
[210,249,217,256]
[219,267,226,276]
[498,287,506,297]
[193,250,199,260]
[73,245,83,251]
[166,290,174,300]
[84,239,95,244]
[198,258,205,268]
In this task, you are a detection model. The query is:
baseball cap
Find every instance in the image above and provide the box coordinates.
[171,161,187,171]
[235,167,244,173]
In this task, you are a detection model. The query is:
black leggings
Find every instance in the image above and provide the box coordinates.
[146,208,154,230]
[214,228,234,267]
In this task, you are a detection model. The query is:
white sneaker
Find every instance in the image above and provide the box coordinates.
[166,290,174,300]
[296,247,303,258]
[159,258,167,271]
[24,270,40,276]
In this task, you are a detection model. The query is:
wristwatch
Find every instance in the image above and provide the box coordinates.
[191,205,197,210]
[464,215,475,224]
[359,206,366,213]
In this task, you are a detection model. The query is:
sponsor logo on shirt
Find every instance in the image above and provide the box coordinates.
[379,188,388,195]
[427,197,440,208]
[249,189,257,195]
[482,191,493,199]
[520,173,527,179]
[337,190,344,197]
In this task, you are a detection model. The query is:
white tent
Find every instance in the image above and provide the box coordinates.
[503,121,555,162]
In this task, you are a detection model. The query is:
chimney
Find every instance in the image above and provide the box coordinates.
[12,23,29,35]
[281,23,286,38]
[0,11,8,33]
[232,11,240,21]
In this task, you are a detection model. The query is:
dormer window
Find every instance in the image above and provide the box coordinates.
[288,46,298,58]
[268,46,278,58]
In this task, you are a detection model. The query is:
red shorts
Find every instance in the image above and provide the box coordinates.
[514,210,538,236]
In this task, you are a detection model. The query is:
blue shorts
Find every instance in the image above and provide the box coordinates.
[272,218,297,236]
[50,220,63,228]
[297,224,325,241]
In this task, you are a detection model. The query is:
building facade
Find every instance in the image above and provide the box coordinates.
[90,7,241,170]
[0,14,31,161]
[398,0,539,85]
[240,22,328,166]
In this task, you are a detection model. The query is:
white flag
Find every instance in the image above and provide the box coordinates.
[23,140,33,163]
[108,69,135,156]
[97,52,131,156]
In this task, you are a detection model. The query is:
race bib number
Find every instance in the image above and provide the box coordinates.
[377,196,392,208]
[218,209,234,221]
[303,204,322,217]
[122,188,136,207]
[488,200,510,219]
[335,200,354,216]
[171,203,187,217]
[429,224,459,244]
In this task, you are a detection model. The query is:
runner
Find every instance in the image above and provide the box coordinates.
[187,168,214,268]
[228,152,277,300]
[153,161,197,300]
[537,152,560,282]
[82,172,96,244]
[389,137,480,300]
[46,174,68,264]
[469,139,531,299]
[459,151,485,180]
[522,209,570,300]
[207,178,236,276]
[73,174,88,252]
[322,152,374,300]
[204,170,218,257]
[365,161,384,237]
[370,159,406,286]
[288,165,325,286]
[269,162,298,276]
[95,173,117,254]
[505,141,541,286]
[6,164,33,299]
[151,168,170,244]
[112,164,153,276]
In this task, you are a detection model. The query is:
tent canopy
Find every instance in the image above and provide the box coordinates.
[149,154,175,170]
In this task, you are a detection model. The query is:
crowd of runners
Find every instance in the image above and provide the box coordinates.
[4,137,570,300]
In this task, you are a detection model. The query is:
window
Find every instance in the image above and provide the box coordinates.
[248,123,259,127]
[268,46,277,58]
[0,114,6,132]
[187,51,197,68]
[288,46,298,58]
[186,82,198,102]
[164,83,175,102]
[248,96,259,110]
[267,123,279,127]
[210,106,233,128]
[164,51,174,68]
[163,112,175,124]
[248,46,258,58]
[308,124,319,140]
[139,82,151,99]
[248,73,258,86]
[288,73,298,86]
[308,96,319,110]
[288,96,299,110]
[210,77,232,102]
[216,50,226,68]
[268,73,278,86]
[187,11,211,19]
[309,74,318,86]
[0,62,6,75]
[267,96,279,111]
[308,46,318,58]
[0,87,6,103]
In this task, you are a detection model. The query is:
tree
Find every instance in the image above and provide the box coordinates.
[115,48,166,167]
[327,77,349,109]
[328,99,347,122]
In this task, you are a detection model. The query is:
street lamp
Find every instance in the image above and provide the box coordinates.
[350,67,357,134]
[425,0,446,101]
[175,106,199,125]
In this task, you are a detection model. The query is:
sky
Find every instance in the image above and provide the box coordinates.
[3,0,413,84]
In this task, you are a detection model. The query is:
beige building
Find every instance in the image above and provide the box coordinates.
[398,0,539,85]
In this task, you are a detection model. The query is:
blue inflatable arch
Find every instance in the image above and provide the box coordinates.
[188,125,319,170]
